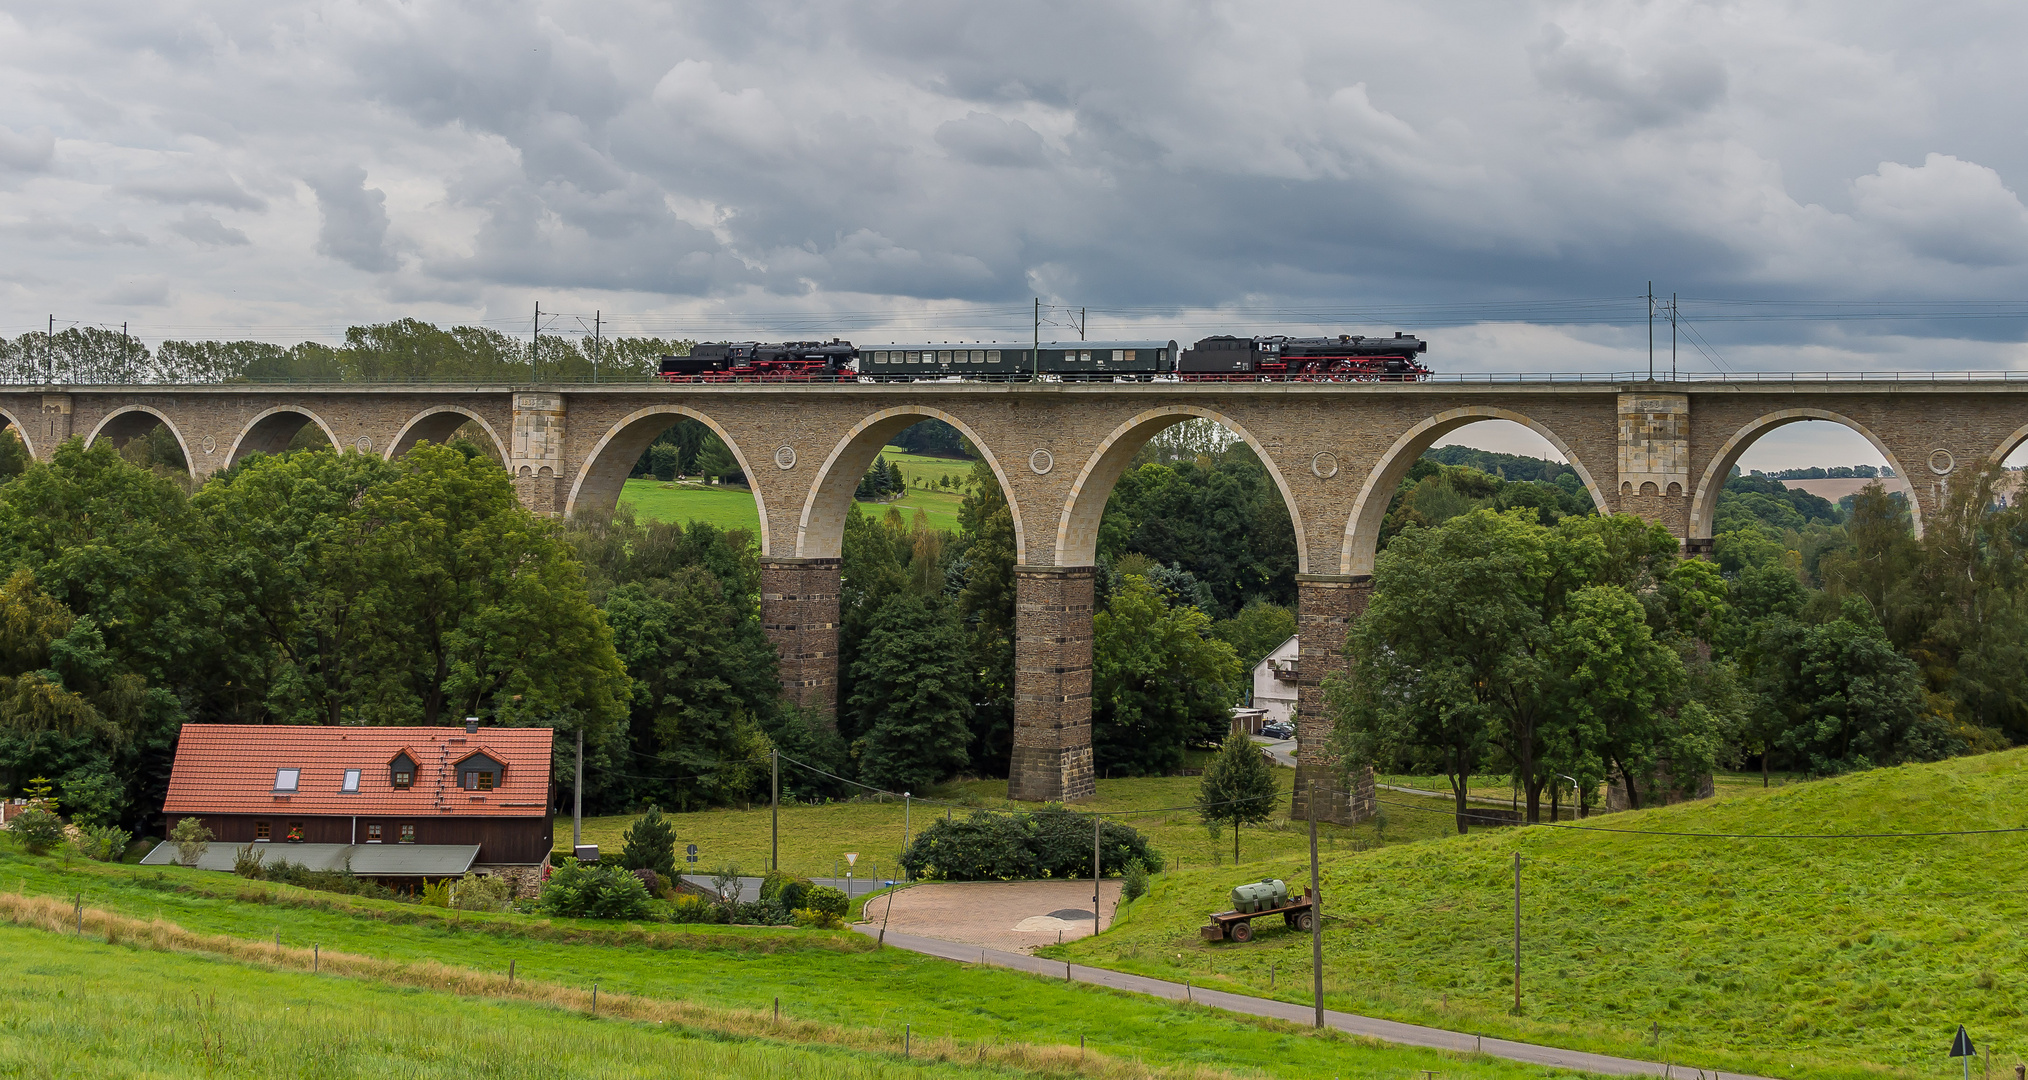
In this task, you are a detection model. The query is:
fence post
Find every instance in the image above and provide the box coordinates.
[313,944,319,973]
[508,959,515,987]
[904,1023,911,1058]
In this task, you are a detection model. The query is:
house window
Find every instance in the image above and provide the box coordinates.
[366,823,382,842]
[274,768,299,792]
[341,769,360,792]
[399,824,415,844]
[463,770,494,791]
[286,821,304,842]
[392,770,412,788]
[254,821,270,841]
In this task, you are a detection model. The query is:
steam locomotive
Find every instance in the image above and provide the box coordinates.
[654,333,1430,383]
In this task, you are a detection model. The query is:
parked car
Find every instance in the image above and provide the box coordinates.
[1260,720,1295,740]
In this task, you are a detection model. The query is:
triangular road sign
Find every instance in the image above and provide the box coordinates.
[1950,1025,1975,1058]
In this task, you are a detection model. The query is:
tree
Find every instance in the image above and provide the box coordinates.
[848,593,973,792]
[953,460,1018,773]
[620,805,678,881]
[1092,574,1243,776]
[1548,585,1704,810]
[649,443,680,481]
[1754,599,1953,775]
[1211,599,1296,670]
[1198,728,1277,862]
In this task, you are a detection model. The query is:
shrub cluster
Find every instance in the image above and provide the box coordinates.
[758,870,814,910]
[898,809,1159,882]
[665,895,794,925]
[6,808,66,855]
[540,860,652,920]
[230,844,396,899]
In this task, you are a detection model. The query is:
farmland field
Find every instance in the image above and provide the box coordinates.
[1051,749,2028,1079]
[0,845,1562,1080]
[618,446,976,534]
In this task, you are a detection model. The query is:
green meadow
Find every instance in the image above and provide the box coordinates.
[618,446,977,535]
[1050,749,2028,1079]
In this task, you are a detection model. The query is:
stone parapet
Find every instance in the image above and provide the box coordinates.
[761,558,841,717]
[1289,573,1375,824]
[1009,564,1096,802]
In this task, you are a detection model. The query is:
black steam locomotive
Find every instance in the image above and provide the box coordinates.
[655,333,1429,383]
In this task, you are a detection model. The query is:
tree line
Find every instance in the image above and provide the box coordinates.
[1329,463,2018,831]
[0,319,692,384]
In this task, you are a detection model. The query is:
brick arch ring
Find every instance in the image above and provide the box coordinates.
[1053,406,1306,571]
[385,405,509,464]
[796,406,1025,562]
[563,405,769,551]
[1688,408,1920,541]
[87,404,199,470]
[0,406,36,460]
[1341,406,1611,577]
[223,406,342,469]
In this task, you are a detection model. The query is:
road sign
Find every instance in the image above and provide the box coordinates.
[685,843,698,864]
[845,852,858,866]
[1951,1025,1975,1057]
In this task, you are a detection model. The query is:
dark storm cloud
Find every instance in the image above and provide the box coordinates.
[306,166,397,273]
[3,0,2027,371]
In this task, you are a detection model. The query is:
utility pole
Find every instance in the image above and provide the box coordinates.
[121,322,129,384]
[1032,297,1041,381]
[1670,293,1678,380]
[1092,813,1101,940]
[771,749,780,872]
[593,310,601,384]
[1079,307,1086,341]
[1646,281,1654,381]
[572,727,583,850]
[532,302,542,382]
[1512,851,1522,1015]
[903,792,911,880]
[47,314,53,384]
[1308,779,1324,1028]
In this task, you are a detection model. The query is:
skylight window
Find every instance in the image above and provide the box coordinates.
[341,769,360,792]
[274,768,300,792]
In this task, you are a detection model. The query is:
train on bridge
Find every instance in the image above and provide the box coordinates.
[655,333,1432,383]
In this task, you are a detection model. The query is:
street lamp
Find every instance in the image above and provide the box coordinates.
[1557,774,1582,821]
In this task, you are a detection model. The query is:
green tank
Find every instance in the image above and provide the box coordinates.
[1229,878,1289,913]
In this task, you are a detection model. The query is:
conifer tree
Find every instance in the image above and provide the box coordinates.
[1197,727,1278,864]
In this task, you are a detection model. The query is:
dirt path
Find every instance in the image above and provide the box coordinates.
[859,880,1125,953]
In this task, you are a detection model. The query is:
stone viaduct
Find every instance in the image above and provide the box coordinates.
[6,379,2025,821]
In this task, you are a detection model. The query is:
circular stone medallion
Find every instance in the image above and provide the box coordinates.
[354,435,373,453]
[1311,451,1339,479]
[1029,448,1054,475]
[1929,448,1955,476]
[774,445,797,470]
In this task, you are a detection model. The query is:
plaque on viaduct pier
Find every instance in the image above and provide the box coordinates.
[8,378,2024,822]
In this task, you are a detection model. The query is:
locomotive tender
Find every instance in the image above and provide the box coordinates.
[655,332,1429,383]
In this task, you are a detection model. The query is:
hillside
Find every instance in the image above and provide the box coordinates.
[1051,749,2028,1079]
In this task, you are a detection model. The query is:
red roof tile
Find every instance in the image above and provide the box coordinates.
[163,725,553,818]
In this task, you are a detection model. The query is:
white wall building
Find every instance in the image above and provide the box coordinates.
[1244,635,1299,728]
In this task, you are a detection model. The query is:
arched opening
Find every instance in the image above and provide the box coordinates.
[0,408,35,461]
[798,407,1022,560]
[87,405,193,476]
[386,406,507,464]
[565,406,768,548]
[1343,409,1610,576]
[1990,423,2028,509]
[226,407,340,469]
[1689,412,1918,542]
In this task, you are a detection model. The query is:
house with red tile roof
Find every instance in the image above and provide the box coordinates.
[144,720,556,884]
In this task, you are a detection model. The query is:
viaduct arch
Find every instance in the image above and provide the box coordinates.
[87,405,194,467]
[8,379,2024,816]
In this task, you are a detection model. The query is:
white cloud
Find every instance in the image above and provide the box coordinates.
[167,208,251,246]
[1851,153,2028,267]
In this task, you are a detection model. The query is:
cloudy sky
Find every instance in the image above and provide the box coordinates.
[4,0,2027,426]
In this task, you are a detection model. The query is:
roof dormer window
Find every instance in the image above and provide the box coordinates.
[341,769,360,792]
[389,751,416,788]
[274,768,300,792]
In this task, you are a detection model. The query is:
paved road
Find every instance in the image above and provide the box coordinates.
[678,874,892,904]
[1248,735,1298,767]
[857,926,1771,1080]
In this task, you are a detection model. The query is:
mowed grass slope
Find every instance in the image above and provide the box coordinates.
[617,446,976,534]
[1052,749,2028,1078]
[577,768,1461,880]
[0,849,1573,1080]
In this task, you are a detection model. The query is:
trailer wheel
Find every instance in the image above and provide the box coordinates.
[1292,912,1315,933]
[1230,921,1253,943]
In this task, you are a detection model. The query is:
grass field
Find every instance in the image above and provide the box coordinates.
[1050,749,2028,1078]
[0,847,1567,1079]
[617,446,977,535]
[1374,770,1802,804]
[575,767,1463,881]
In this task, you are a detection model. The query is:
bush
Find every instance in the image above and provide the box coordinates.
[726,898,793,926]
[667,895,724,924]
[631,868,660,894]
[233,844,267,879]
[540,860,652,920]
[759,869,813,911]
[803,885,848,919]
[260,859,395,900]
[897,809,1156,882]
[168,817,213,866]
[73,824,131,863]
[450,871,513,911]
[794,906,845,930]
[6,808,66,855]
